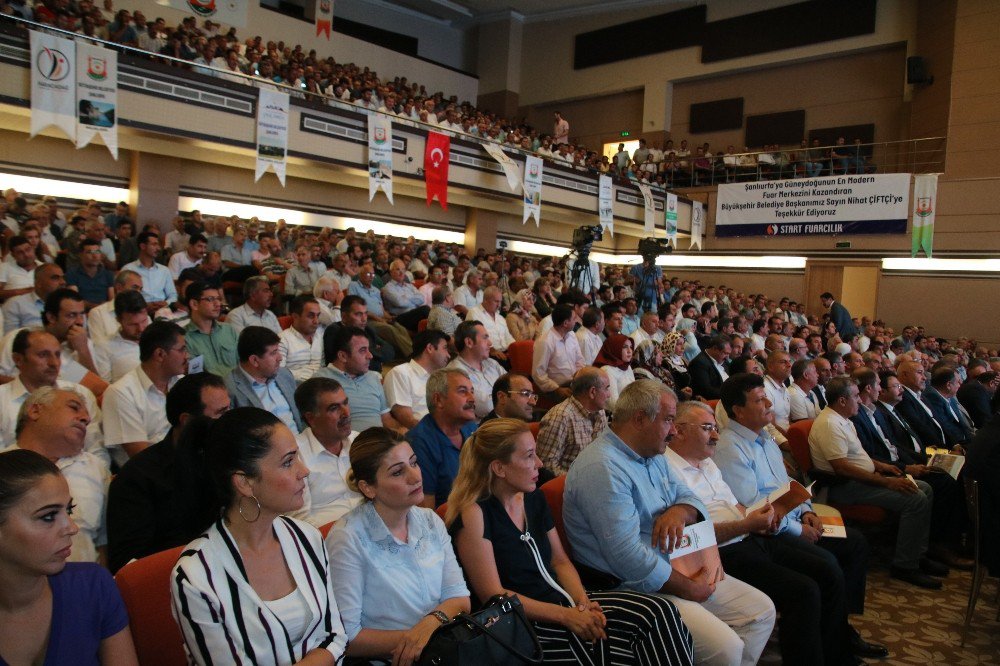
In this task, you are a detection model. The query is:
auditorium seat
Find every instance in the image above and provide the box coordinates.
[706,398,719,410]
[540,475,569,555]
[278,315,293,330]
[319,521,335,538]
[435,502,448,521]
[528,421,540,440]
[114,545,187,666]
[507,340,534,376]
[786,419,887,524]
[417,318,428,333]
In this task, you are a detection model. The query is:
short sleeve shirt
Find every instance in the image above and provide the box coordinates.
[408,414,478,507]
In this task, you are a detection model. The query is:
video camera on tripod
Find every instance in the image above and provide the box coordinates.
[572,224,603,250]
[638,236,673,262]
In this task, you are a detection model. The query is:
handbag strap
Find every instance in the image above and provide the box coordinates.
[457,596,544,665]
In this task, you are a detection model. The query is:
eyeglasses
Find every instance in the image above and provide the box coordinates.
[199,296,222,303]
[677,422,720,433]
[506,390,538,402]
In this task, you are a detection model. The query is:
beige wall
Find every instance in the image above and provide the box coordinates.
[521,90,645,151]
[663,270,805,305]
[877,273,1000,346]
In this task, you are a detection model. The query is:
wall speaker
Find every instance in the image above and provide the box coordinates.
[907,56,934,85]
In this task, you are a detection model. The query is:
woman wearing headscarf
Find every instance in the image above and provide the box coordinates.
[593,334,635,411]
[632,338,675,388]
[661,331,693,397]
[506,288,540,342]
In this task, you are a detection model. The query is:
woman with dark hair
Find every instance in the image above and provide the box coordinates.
[593,334,635,411]
[446,419,693,666]
[0,449,138,665]
[326,427,470,666]
[170,407,347,665]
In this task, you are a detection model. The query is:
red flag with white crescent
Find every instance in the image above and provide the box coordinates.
[424,131,450,209]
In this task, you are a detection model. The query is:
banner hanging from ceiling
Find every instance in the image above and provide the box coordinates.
[30,31,76,141]
[75,41,118,159]
[368,114,394,203]
[255,87,289,185]
[165,0,248,27]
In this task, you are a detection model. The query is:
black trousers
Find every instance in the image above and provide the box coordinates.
[395,305,430,331]
[924,471,967,544]
[720,533,856,666]
[816,526,870,615]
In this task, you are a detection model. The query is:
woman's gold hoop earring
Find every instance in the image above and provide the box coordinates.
[238,495,262,523]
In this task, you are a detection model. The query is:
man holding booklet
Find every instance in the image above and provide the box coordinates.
[670,394,884,665]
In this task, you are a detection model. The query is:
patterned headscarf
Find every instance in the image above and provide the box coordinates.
[662,331,685,357]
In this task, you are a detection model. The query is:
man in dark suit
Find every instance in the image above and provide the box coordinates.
[224,325,304,432]
[688,333,732,400]
[966,413,1000,576]
[820,292,856,339]
[895,359,947,449]
[873,368,971,568]
[923,367,974,448]
[958,369,997,429]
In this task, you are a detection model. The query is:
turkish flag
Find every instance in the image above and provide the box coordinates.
[424,131,450,209]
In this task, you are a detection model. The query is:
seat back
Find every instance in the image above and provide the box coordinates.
[417,318,429,333]
[540,475,569,555]
[435,502,449,521]
[278,315,293,330]
[786,419,815,474]
[319,521,336,538]
[528,421,540,440]
[114,546,187,666]
[507,340,534,376]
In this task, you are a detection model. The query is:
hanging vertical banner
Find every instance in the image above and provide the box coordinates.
[665,192,678,246]
[315,0,333,39]
[254,87,289,185]
[166,0,248,27]
[368,114,394,204]
[598,174,614,237]
[912,174,937,258]
[30,31,76,141]
[690,201,704,250]
[75,42,117,159]
[483,142,521,192]
[638,182,656,234]
[522,155,543,226]
[424,131,450,209]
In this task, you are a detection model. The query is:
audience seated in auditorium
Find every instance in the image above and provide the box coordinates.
[348,262,413,357]
[564,379,777,665]
[383,329,450,429]
[224,325,303,432]
[171,407,348,663]
[447,418,695,665]
[325,427,470,664]
[277,294,325,383]
[0,449,139,663]
[447,320,505,419]
[289,376,361,526]
[593,333,635,412]
[480,372,536,424]
[93,290,147,383]
[323,294,393,372]
[106,372,230,572]
[183,281,238,376]
[532,303,585,402]
[316,325,396,431]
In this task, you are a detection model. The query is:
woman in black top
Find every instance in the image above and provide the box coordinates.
[446,419,693,665]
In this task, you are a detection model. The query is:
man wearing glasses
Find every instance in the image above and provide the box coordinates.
[481,373,536,424]
[184,282,239,377]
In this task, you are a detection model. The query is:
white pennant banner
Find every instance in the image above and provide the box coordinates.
[165,0,248,27]
[691,200,704,250]
[368,114,394,203]
[30,31,76,141]
[255,87,289,185]
[638,182,656,234]
[522,155,543,226]
[598,174,614,237]
[665,192,678,246]
[483,142,521,192]
[75,41,118,159]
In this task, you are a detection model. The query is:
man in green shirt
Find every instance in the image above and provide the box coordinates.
[184,282,238,376]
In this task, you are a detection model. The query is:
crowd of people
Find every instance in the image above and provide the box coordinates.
[1,0,880,191]
[1,181,998,665]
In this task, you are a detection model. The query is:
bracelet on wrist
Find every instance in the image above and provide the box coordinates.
[426,610,449,625]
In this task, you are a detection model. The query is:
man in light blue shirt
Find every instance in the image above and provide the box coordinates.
[314,325,399,432]
[381,260,430,330]
[564,379,775,666]
[223,326,302,432]
[121,231,176,311]
[348,262,412,357]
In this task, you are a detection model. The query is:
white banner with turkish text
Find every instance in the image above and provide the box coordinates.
[483,142,522,192]
[598,174,614,237]
[638,182,656,234]
[368,114,394,203]
[75,41,117,159]
[255,87,289,185]
[665,192,678,246]
[30,31,76,141]
[522,155,543,226]
[691,201,704,250]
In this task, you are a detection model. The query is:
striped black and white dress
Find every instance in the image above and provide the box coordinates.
[171,516,347,665]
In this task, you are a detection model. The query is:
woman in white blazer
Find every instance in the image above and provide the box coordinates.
[171,407,347,665]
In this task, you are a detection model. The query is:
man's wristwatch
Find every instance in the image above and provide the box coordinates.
[426,610,450,625]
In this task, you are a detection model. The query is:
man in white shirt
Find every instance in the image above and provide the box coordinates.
[466,286,514,361]
[789,359,821,422]
[452,268,483,317]
[122,231,177,312]
[809,377,940,589]
[321,252,353,292]
[278,295,325,383]
[447,320,505,419]
[290,377,362,526]
[14,386,110,563]
[226,276,281,336]
[631,311,664,347]
[313,277,343,328]
[167,233,207,280]
[103,321,186,465]
[0,235,41,299]
[94,290,148,383]
[88,269,143,345]
[2,263,65,335]
[576,306,604,365]
[532,304,585,402]
[384,329,451,430]
[763,350,792,433]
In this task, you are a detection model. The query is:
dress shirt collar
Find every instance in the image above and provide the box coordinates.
[604,427,645,464]
[726,419,762,445]
[664,446,702,473]
[9,376,30,401]
[239,365,271,389]
[879,400,898,414]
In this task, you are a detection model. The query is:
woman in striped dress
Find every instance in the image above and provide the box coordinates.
[170,408,347,665]
[446,419,694,665]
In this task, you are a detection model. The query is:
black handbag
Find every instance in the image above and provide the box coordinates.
[417,594,544,665]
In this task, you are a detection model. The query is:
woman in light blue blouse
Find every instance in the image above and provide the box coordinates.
[326,428,470,666]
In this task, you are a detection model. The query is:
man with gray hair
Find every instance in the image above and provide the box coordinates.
[427,285,462,337]
[466,285,514,359]
[313,276,343,327]
[565,379,776,666]
[14,386,109,564]
[226,275,281,336]
[408,367,479,508]
[381,259,430,331]
[536,366,610,475]
[452,267,483,316]
[89,268,143,344]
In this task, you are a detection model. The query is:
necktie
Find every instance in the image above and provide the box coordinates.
[889,408,922,453]
[813,386,827,410]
